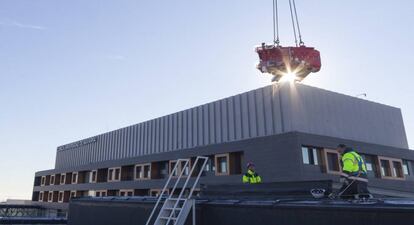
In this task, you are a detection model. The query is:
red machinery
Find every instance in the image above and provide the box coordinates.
[256,0,321,82]
[256,44,321,82]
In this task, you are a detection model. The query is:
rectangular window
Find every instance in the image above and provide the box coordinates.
[50,175,55,185]
[95,190,107,197]
[114,168,120,180]
[302,146,320,165]
[72,172,78,184]
[135,164,151,180]
[301,147,310,164]
[48,192,53,202]
[204,156,216,172]
[41,176,46,186]
[215,154,229,176]
[169,160,178,177]
[380,160,391,177]
[180,161,190,176]
[60,174,66,185]
[323,149,341,174]
[149,189,169,197]
[58,192,64,203]
[108,167,121,182]
[403,160,410,176]
[120,189,134,197]
[378,156,405,180]
[90,170,97,183]
[169,160,191,177]
[39,192,44,202]
[70,191,76,199]
[393,161,404,178]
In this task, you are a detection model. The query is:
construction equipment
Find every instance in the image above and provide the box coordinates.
[145,156,208,225]
[256,0,321,82]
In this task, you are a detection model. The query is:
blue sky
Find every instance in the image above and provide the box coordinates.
[0,0,413,201]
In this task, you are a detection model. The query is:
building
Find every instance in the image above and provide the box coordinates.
[32,83,414,209]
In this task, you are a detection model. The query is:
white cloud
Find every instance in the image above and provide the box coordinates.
[0,20,47,30]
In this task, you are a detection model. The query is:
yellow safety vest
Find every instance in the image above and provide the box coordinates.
[242,170,262,184]
[342,151,367,175]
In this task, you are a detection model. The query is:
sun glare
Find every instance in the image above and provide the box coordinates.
[279,72,297,83]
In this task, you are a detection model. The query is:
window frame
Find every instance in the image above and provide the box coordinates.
[301,146,321,166]
[72,172,78,184]
[108,167,121,182]
[150,189,169,197]
[119,189,134,197]
[134,163,151,180]
[60,173,66,185]
[48,192,53,202]
[90,170,97,183]
[215,153,230,176]
[169,159,191,177]
[39,192,44,202]
[58,191,64,203]
[322,149,342,175]
[377,156,405,180]
[50,175,55,186]
[95,190,107,197]
[403,160,411,176]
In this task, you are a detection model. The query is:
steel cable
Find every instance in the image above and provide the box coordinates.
[273,0,280,45]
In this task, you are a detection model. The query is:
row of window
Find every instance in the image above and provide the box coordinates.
[301,146,412,180]
[35,188,199,203]
[37,152,243,186]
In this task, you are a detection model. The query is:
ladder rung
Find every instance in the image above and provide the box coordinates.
[168,198,186,201]
[159,216,177,220]
[164,207,182,211]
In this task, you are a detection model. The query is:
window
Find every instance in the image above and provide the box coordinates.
[39,192,44,202]
[323,149,341,174]
[150,189,169,197]
[380,160,392,177]
[169,160,178,177]
[58,192,64,202]
[204,157,216,172]
[90,170,97,183]
[95,190,107,197]
[169,160,191,177]
[302,146,320,165]
[108,167,121,182]
[72,172,78,184]
[135,164,151,180]
[215,154,229,176]
[41,176,46,186]
[393,161,404,178]
[120,189,134,197]
[403,160,411,176]
[50,175,55,185]
[48,192,53,202]
[60,174,66,185]
[70,191,76,199]
[378,156,405,180]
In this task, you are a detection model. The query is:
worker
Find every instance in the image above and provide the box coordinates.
[242,162,262,184]
[336,144,370,198]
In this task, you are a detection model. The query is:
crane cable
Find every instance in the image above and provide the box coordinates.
[272,0,280,46]
[289,0,304,46]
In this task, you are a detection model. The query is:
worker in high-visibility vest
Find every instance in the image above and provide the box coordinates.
[242,162,262,184]
[336,144,370,198]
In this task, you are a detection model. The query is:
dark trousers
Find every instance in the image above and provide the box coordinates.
[339,174,370,199]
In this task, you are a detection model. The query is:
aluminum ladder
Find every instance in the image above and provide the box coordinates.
[145,156,208,225]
